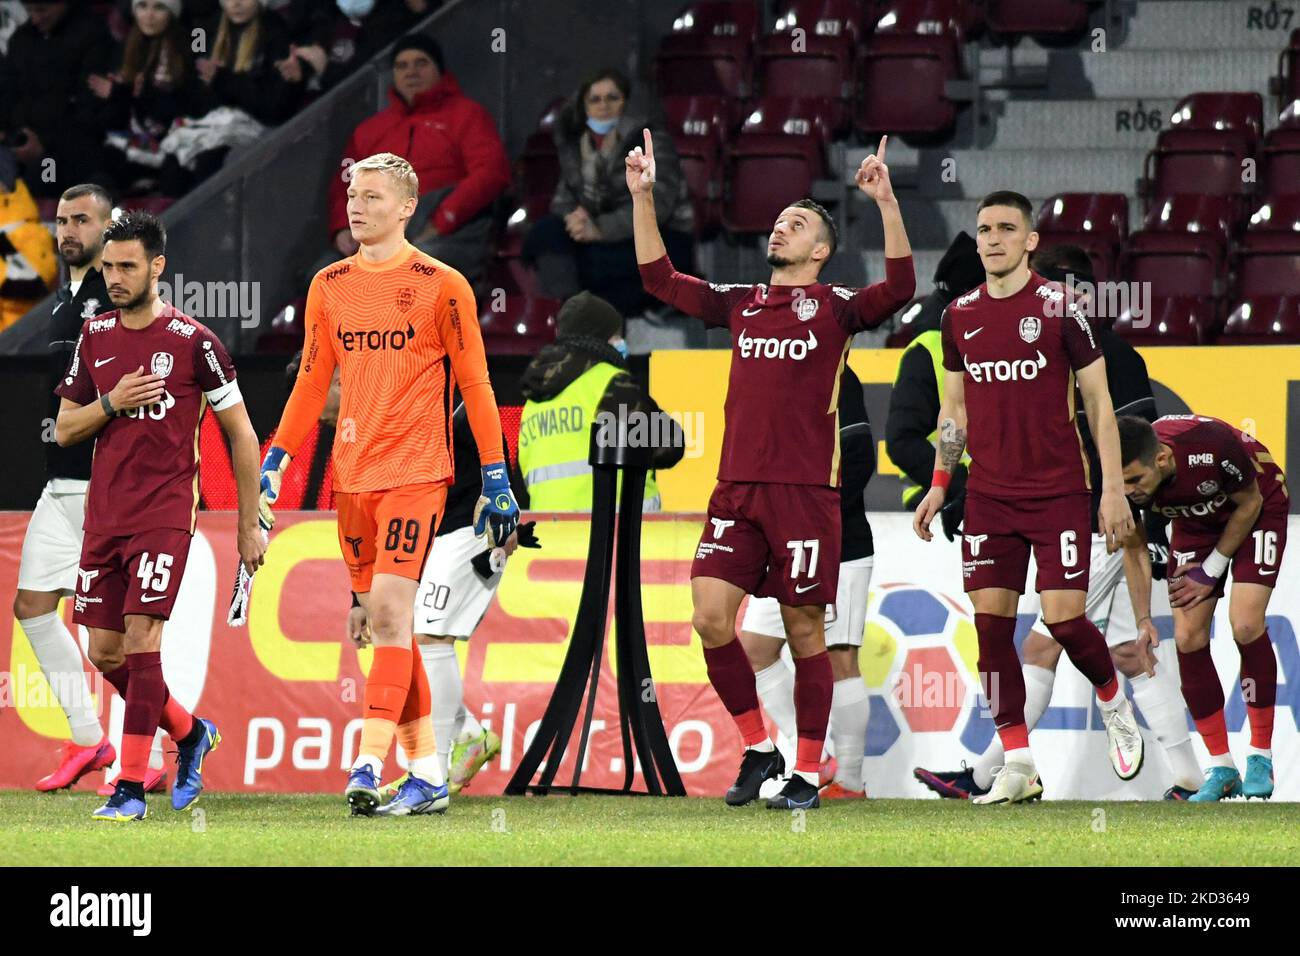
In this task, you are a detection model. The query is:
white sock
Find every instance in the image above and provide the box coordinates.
[20,612,102,747]
[753,660,797,744]
[1004,746,1033,770]
[974,664,1054,790]
[419,643,462,778]
[1248,746,1272,760]
[351,754,382,777]
[794,769,818,786]
[1129,672,1201,790]
[1207,752,1235,770]
[408,750,446,787]
[747,739,775,753]
[149,730,165,772]
[830,677,868,791]
[453,704,484,743]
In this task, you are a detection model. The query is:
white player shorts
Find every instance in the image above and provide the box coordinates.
[412,525,502,639]
[17,479,88,595]
[1027,534,1168,647]
[740,556,873,647]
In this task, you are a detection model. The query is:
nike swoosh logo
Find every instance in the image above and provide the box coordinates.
[1259,568,1277,575]
[741,307,763,316]
[795,583,818,594]
[394,558,413,564]
[1116,750,1132,774]
[94,357,116,367]
[963,327,984,339]
[139,594,168,603]
[1065,569,1086,579]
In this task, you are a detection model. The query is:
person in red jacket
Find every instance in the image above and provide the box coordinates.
[324,33,510,285]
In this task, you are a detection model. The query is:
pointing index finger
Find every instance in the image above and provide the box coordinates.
[643,128,654,160]
[877,134,888,164]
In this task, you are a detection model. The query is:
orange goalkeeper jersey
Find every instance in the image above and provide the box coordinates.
[274,241,504,493]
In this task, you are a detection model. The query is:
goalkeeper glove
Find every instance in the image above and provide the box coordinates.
[258,446,292,531]
[473,462,519,547]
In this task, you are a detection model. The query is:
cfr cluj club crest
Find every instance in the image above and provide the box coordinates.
[1018,316,1041,343]
[396,287,416,313]
[151,351,174,378]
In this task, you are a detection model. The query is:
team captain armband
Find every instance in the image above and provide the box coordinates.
[204,381,243,411]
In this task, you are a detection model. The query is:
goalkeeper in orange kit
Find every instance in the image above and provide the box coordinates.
[259,152,519,816]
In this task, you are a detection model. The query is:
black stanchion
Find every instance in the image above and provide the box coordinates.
[505,421,685,796]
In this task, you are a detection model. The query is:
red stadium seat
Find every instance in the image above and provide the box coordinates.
[656,2,763,103]
[1139,194,1238,250]
[1277,29,1300,109]
[771,0,868,44]
[1167,92,1264,152]
[478,295,561,355]
[1143,129,1252,209]
[855,1,966,138]
[515,99,566,219]
[257,297,307,353]
[1218,295,1300,344]
[662,96,730,234]
[1119,239,1221,301]
[722,98,829,234]
[1248,194,1300,233]
[756,38,854,134]
[1112,296,1211,346]
[1034,193,1129,282]
[1233,232,1300,297]
[1262,128,1300,197]
[985,0,1089,36]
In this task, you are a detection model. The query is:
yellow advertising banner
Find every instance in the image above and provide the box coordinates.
[650,346,1300,512]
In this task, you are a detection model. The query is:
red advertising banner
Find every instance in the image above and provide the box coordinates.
[0,512,737,796]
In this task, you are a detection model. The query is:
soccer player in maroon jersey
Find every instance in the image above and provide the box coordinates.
[913,191,1142,805]
[54,211,266,820]
[630,130,915,809]
[1119,414,1287,801]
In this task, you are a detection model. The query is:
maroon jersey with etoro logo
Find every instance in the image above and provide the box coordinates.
[1148,415,1289,530]
[56,305,242,536]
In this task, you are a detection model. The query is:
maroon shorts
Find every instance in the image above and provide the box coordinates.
[962,490,1092,593]
[692,480,840,607]
[1170,507,1289,594]
[73,528,194,631]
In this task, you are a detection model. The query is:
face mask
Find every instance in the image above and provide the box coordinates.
[612,338,629,359]
[337,0,375,18]
[586,116,618,135]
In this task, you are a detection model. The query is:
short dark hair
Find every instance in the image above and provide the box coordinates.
[792,198,837,257]
[564,67,632,137]
[102,209,166,260]
[1031,243,1094,285]
[978,190,1034,227]
[59,183,114,217]
[1118,415,1160,466]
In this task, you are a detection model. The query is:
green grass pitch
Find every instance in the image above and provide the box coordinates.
[3,790,1297,866]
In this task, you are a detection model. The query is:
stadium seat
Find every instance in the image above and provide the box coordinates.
[1118,237,1221,301]
[1277,29,1300,108]
[1261,127,1300,197]
[1166,92,1264,152]
[655,1,763,103]
[1248,194,1300,233]
[1034,193,1129,282]
[662,95,730,234]
[758,1,865,134]
[256,297,307,353]
[721,98,829,234]
[1142,129,1252,210]
[771,0,868,44]
[515,99,566,220]
[478,295,561,355]
[1218,295,1300,343]
[1233,232,1300,297]
[884,297,928,347]
[985,0,1089,37]
[1111,296,1212,345]
[855,1,967,138]
[1137,194,1239,251]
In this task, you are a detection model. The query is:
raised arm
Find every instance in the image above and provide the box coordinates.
[627,128,667,265]
[844,136,915,331]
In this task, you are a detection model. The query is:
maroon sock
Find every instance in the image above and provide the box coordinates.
[1238,631,1277,750]
[702,639,766,746]
[1046,614,1117,691]
[103,664,130,700]
[975,613,1025,733]
[792,651,832,775]
[121,652,167,784]
[1177,645,1225,721]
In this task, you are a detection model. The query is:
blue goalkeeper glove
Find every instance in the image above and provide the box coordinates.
[258,446,292,531]
[473,462,519,547]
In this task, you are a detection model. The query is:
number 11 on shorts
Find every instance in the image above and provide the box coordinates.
[787,538,820,578]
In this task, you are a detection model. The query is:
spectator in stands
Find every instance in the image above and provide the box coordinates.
[195,0,302,127]
[518,291,683,511]
[885,230,983,528]
[0,167,58,329]
[0,1,28,54]
[0,1,115,198]
[89,0,202,194]
[523,67,694,318]
[324,33,509,285]
[312,0,430,91]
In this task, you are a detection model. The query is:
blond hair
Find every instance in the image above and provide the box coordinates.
[347,153,419,202]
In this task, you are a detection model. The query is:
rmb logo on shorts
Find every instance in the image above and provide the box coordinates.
[963,350,1047,383]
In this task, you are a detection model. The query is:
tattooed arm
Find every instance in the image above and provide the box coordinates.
[913,370,966,541]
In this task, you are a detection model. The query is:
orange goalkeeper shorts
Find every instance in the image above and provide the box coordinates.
[335,481,449,593]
